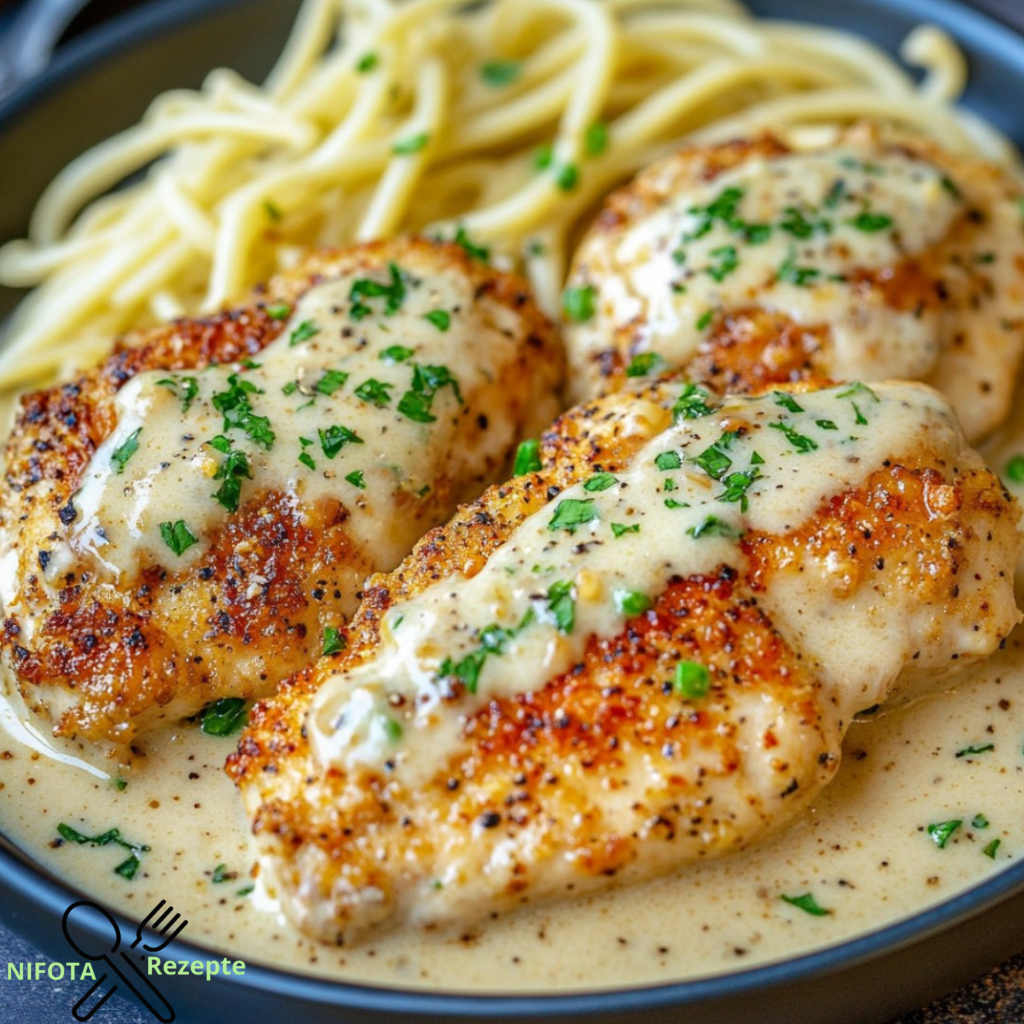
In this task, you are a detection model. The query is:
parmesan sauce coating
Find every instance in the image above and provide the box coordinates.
[308,382,958,783]
[37,265,525,594]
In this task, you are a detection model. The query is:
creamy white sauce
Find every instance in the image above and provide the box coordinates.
[0,376,1023,994]
[309,382,960,785]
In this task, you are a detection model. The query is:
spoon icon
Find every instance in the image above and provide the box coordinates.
[62,901,176,1022]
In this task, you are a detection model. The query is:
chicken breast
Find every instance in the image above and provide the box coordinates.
[228,379,1021,945]
[0,238,563,748]
[563,124,1024,441]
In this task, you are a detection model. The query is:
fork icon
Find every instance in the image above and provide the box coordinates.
[132,900,188,952]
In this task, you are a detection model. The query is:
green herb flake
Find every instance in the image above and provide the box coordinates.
[769,421,818,453]
[584,472,618,492]
[655,450,682,471]
[111,428,142,475]
[424,309,451,332]
[211,448,253,513]
[481,60,521,86]
[354,378,394,407]
[674,661,711,700]
[585,121,609,156]
[671,382,714,422]
[773,392,804,414]
[356,51,378,73]
[282,381,299,396]
[393,132,429,155]
[533,143,554,171]
[236,884,255,897]
[548,498,599,534]
[614,589,652,617]
[159,520,198,557]
[265,302,291,320]
[955,743,995,758]
[694,442,732,481]
[263,199,282,222]
[315,369,349,396]
[211,374,275,449]
[695,310,714,331]
[780,892,831,917]
[319,424,365,458]
[778,246,821,287]
[706,245,739,283]
[380,345,415,364]
[438,610,534,695]
[848,211,893,233]
[298,452,316,471]
[718,469,759,512]
[454,225,490,262]
[546,580,576,634]
[555,163,579,192]
[1004,454,1024,484]
[563,285,597,323]
[626,352,667,378]
[815,419,838,431]
[289,319,320,347]
[350,262,407,320]
[212,863,236,884]
[381,715,403,741]
[513,439,542,476]
[940,174,962,200]
[611,522,640,538]
[972,814,990,830]
[199,698,249,737]
[345,469,366,489]
[56,822,151,879]
[687,515,742,539]
[322,627,346,656]
[983,839,1002,859]
[156,375,200,412]
[112,777,128,792]
[927,818,963,849]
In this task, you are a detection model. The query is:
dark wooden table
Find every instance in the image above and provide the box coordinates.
[1,0,1024,1021]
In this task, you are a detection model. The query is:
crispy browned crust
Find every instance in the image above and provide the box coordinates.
[0,238,562,746]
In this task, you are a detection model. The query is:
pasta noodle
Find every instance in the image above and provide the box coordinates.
[0,0,1016,390]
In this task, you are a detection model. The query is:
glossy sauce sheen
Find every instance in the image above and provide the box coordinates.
[2,385,1024,992]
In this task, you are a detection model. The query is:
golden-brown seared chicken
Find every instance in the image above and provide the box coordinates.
[0,238,563,748]
[229,379,1021,945]
[564,124,1024,441]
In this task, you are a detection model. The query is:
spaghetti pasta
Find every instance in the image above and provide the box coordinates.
[0,0,1016,390]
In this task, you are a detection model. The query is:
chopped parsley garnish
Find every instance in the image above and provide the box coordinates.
[211,448,253,512]
[546,580,576,634]
[674,661,710,699]
[773,391,804,414]
[664,498,690,510]
[695,310,713,331]
[823,179,848,209]
[548,498,599,534]
[563,285,597,323]
[955,743,995,758]
[671,382,714,422]
[706,245,739,283]
[611,522,640,538]
[680,186,744,243]
[584,472,618,492]
[236,885,255,897]
[615,589,652,617]
[1005,454,1024,484]
[780,892,831,917]
[381,715,403,741]
[424,309,451,331]
[694,441,733,480]
[514,439,542,476]
[350,262,407,320]
[345,469,366,489]
[397,363,463,423]
[626,352,667,378]
[212,863,236,883]
[837,381,879,425]
[585,121,609,156]
[940,174,962,199]
[112,777,128,792]
[319,425,364,458]
[777,246,821,287]
[211,374,275,448]
[453,225,490,262]
[159,520,199,556]
[354,378,394,407]
[356,51,378,73]
[533,143,554,170]
[322,627,346,656]
[718,469,759,511]
[380,345,415,364]
[393,132,429,155]
[111,428,142,474]
[156,375,199,412]
[289,319,320,346]
[686,515,742,539]
[927,818,963,849]
[983,839,1002,859]
[555,163,579,191]
[780,206,829,239]
[816,419,838,431]
[972,814,990,829]
[655,450,682,471]
[56,823,150,880]
[848,211,893,233]
[263,199,282,222]
[314,369,349,396]
[265,302,291,320]
[200,698,249,737]
[481,60,521,86]
[769,420,818,453]
[438,610,534,694]
[298,452,316,471]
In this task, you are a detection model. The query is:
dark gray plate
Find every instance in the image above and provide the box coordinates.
[1,1,1024,1021]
